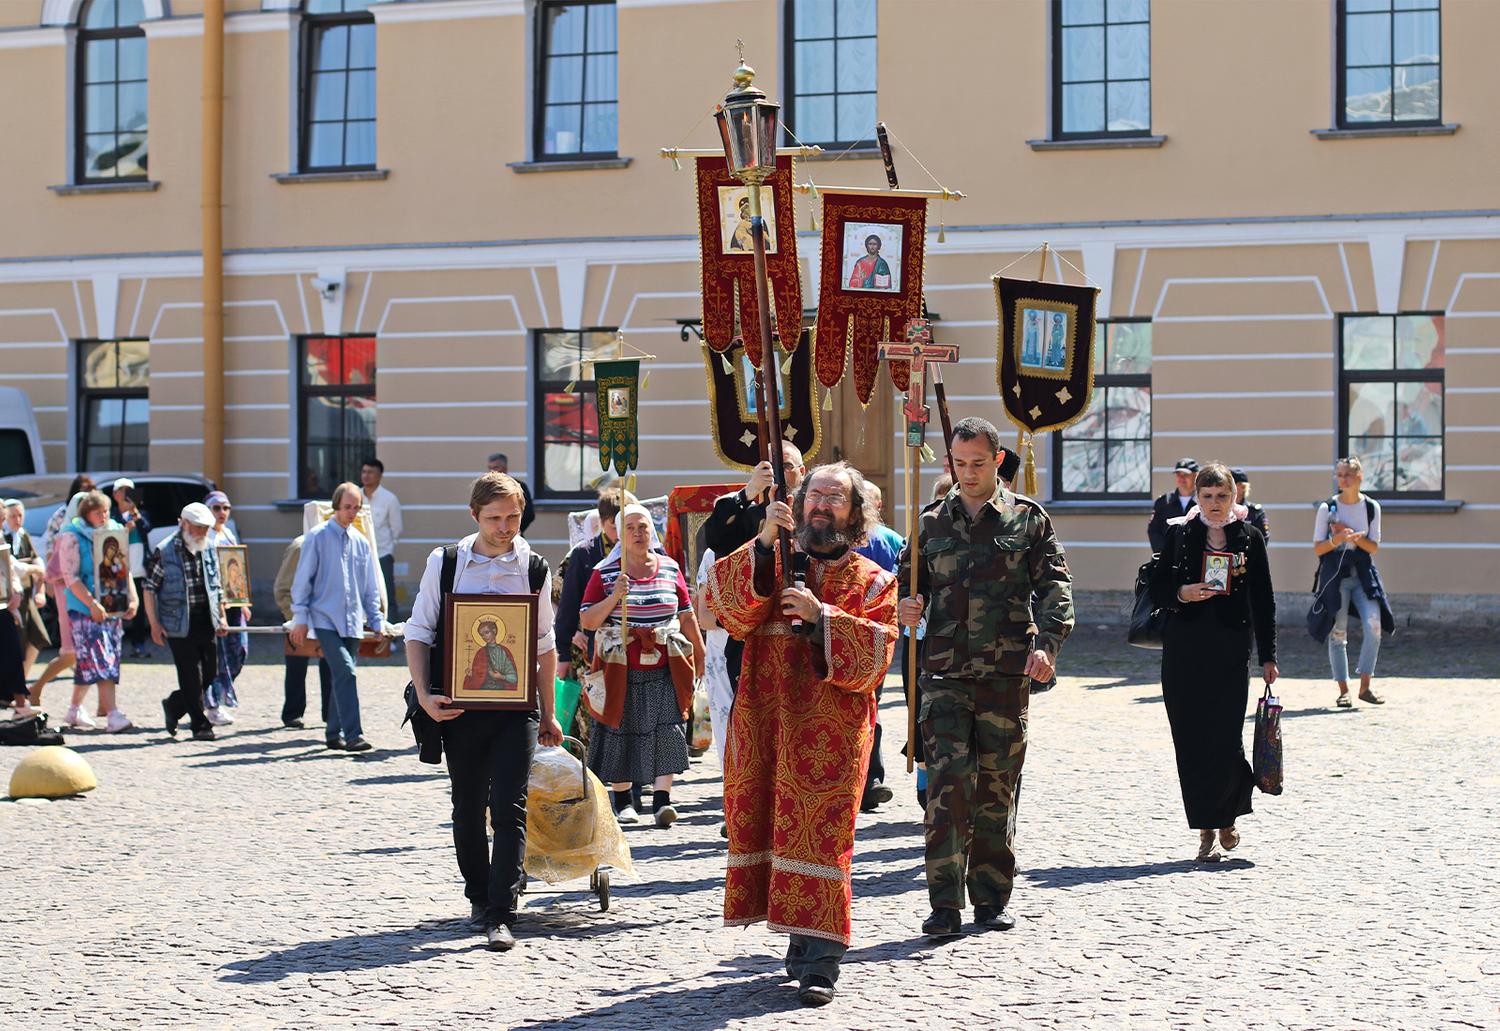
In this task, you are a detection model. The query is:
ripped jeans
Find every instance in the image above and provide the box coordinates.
[1328,575,1381,682]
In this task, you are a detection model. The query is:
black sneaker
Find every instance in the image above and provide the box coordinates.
[343,737,373,752]
[973,904,1016,931]
[161,700,178,738]
[922,907,962,937]
[283,719,305,730]
[192,728,216,742]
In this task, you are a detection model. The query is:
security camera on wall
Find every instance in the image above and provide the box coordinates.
[312,277,340,301]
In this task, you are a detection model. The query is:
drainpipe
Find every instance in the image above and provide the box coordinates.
[201,0,225,484]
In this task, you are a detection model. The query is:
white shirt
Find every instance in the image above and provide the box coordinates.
[363,484,403,557]
[1313,495,1382,546]
[404,533,555,655]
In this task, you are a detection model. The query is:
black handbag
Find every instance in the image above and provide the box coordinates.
[1126,556,1169,649]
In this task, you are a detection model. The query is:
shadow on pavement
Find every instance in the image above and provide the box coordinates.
[219,920,468,982]
[1024,857,1254,888]
[516,971,800,1030]
[348,772,447,786]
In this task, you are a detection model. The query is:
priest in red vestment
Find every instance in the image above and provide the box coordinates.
[704,460,899,1007]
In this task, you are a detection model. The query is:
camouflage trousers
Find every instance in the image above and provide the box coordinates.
[919,674,1029,910]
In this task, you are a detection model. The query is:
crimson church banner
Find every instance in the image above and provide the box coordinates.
[814,192,928,404]
[696,155,802,369]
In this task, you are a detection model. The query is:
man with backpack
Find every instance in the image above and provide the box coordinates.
[403,472,562,953]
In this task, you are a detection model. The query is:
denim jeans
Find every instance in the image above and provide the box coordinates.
[315,627,363,741]
[282,654,332,726]
[1328,575,1381,681]
[785,934,847,987]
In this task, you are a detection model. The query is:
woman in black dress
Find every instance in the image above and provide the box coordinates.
[1149,462,1278,861]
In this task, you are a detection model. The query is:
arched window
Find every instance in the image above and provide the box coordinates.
[76,0,149,182]
[301,0,377,171]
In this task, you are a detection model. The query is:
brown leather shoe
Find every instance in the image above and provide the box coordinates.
[1196,830,1221,862]
[1219,826,1241,851]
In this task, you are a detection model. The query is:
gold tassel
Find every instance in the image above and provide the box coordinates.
[920,442,936,464]
[720,352,733,374]
[937,206,946,244]
[780,351,793,376]
[670,155,681,173]
[822,389,833,411]
[808,182,820,231]
[1023,434,1038,496]
[627,473,637,493]
[641,371,649,391]
[563,380,575,394]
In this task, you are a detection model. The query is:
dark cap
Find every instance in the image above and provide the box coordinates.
[1231,468,1250,484]
[998,447,1021,484]
[1173,458,1199,472]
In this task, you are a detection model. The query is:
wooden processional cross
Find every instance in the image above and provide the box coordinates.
[877,318,960,772]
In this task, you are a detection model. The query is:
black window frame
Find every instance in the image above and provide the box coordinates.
[782,0,879,149]
[1051,318,1153,501]
[533,328,612,501]
[75,0,149,184]
[298,0,378,174]
[296,334,378,501]
[77,338,150,471]
[1335,0,1442,130]
[534,0,620,162]
[1336,311,1446,500]
[1050,0,1152,141]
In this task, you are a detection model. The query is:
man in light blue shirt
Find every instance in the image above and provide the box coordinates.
[290,482,385,752]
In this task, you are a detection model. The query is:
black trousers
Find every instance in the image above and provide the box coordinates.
[123,578,150,648]
[441,709,539,926]
[281,654,332,726]
[165,611,215,734]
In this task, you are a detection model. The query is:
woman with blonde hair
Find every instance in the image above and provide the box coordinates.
[53,490,137,732]
[1149,462,1277,861]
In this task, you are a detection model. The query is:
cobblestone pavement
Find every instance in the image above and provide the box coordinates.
[2,627,1497,1030]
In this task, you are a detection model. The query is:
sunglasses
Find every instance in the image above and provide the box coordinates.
[211,504,232,512]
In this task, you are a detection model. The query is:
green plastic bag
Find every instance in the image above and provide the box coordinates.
[554,676,582,736]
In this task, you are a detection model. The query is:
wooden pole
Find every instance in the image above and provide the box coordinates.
[200,0,225,484]
[748,186,793,586]
[905,442,918,774]
[1038,242,1051,282]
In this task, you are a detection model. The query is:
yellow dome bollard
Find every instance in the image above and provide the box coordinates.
[8,746,98,799]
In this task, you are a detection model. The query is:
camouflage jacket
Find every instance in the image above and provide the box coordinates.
[897,484,1074,678]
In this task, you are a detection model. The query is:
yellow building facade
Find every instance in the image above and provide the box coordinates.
[1,0,1496,614]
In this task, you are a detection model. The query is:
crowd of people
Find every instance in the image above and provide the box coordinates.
[0,433,1398,1008]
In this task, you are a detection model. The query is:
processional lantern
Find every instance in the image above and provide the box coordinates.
[715,58,779,192]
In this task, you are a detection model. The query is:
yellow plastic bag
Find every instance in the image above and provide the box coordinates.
[524,743,634,885]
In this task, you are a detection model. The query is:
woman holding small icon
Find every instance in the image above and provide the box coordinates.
[1148,462,1277,861]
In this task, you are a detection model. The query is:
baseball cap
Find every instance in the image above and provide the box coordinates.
[1173,458,1199,473]
[204,490,230,507]
[112,477,136,491]
[181,502,215,528]
[1231,468,1250,484]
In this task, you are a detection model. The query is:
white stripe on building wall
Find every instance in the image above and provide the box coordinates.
[1154,391,1330,399]
[379,365,526,374]
[1153,429,1332,438]
[1154,352,1332,362]
[375,295,527,335]
[379,330,526,339]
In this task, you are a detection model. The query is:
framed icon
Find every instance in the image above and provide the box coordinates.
[1202,551,1233,595]
[841,221,903,294]
[93,527,132,615]
[444,593,539,710]
[217,544,251,608]
[717,184,778,255]
[606,385,631,420]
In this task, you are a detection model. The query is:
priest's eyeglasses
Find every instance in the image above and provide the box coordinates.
[806,490,849,507]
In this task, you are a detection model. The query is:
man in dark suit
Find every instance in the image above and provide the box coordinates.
[702,442,806,688]
[487,453,535,534]
[1232,468,1270,542]
[1147,457,1198,553]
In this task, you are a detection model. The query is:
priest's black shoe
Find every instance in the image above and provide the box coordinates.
[973,905,1016,931]
[797,976,835,1006]
[922,907,962,937]
[467,903,486,931]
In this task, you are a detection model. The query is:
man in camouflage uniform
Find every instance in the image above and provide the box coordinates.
[897,417,1073,936]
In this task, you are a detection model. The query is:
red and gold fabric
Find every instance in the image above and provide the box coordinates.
[705,543,899,945]
[664,483,741,571]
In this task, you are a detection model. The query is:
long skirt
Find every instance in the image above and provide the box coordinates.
[206,607,247,710]
[1160,615,1254,829]
[0,613,28,703]
[70,616,123,686]
[587,667,689,785]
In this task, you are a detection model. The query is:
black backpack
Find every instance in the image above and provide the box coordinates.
[0,713,65,747]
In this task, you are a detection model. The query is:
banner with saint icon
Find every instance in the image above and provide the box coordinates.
[700,338,821,471]
[814,192,928,403]
[695,155,802,367]
[594,359,641,475]
[994,276,1099,436]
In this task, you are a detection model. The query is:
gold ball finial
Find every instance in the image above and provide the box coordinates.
[733,39,754,85]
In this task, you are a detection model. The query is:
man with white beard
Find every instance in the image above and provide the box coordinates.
[143,502,230,741]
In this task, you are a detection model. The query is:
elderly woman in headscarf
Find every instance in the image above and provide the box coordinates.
[578,503,705,828]
[30,480,94,704]
[53,490,137,732]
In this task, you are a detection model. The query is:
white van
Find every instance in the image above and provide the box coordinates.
[0,387,45,478]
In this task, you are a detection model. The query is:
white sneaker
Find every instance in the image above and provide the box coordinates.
[616,806,640,825]
[218,707,237,725]
[204,707,230,727]
[106,709,133,733]
[65,705,96,729]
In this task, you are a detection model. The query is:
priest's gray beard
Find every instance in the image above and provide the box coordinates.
[182,533,207,554]
[797,521,851,557]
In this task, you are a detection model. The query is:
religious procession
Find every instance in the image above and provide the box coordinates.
[3,2,1498,1027]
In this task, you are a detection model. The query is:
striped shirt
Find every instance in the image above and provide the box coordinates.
[582,555,691,666]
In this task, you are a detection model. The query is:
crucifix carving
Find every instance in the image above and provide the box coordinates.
[877,318,960,448]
